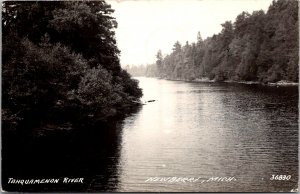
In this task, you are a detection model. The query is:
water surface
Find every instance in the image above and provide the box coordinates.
[2,77,298,192]
[115,77,298,192]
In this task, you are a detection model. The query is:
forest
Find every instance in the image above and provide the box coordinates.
[2,1,143,129]
[126,0,298,83]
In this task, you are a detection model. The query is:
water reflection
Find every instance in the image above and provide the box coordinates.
[2,77,297,192]
[117,77,298,192]
[2,106,142,192]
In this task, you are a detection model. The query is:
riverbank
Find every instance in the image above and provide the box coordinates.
[160,77,298,86]
[224,79,298,86]
[2,100,142,135]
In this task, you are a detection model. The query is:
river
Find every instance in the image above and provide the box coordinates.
[114,77,298,192]
[2,77,298,192]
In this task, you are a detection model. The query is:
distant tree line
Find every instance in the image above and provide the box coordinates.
[124,64,158,77]
[124,65,147,77]
[2,1,142,128]
[127,0,298,83]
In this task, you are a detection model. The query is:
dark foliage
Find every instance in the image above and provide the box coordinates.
[2,1,142,128]
[128,0,298,83]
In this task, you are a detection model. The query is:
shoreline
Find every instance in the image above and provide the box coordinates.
[152,77,299,87]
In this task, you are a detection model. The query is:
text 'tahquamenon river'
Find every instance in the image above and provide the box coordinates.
[108,77,298,192]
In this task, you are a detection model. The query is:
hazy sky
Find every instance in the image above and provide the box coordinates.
[108,0,273,66]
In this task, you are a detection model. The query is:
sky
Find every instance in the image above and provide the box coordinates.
[108,0,273,66]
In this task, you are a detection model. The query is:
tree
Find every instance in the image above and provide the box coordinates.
[145,0,298,83]
[2,1,143,127]
[172,41,182,53]
[156,50,163,77]
[197,31,203,44]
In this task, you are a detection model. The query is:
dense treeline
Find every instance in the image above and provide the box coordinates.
[124,64,158,77]
[2,1,142,128]
[124,65,147,77]
[127,0,298,83]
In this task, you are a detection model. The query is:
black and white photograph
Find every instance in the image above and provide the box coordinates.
[1,0,299,192]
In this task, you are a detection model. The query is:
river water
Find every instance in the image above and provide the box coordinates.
[114,77,298,192]
[2,77,298,192]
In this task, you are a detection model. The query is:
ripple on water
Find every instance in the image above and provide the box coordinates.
[115,78,298,192]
